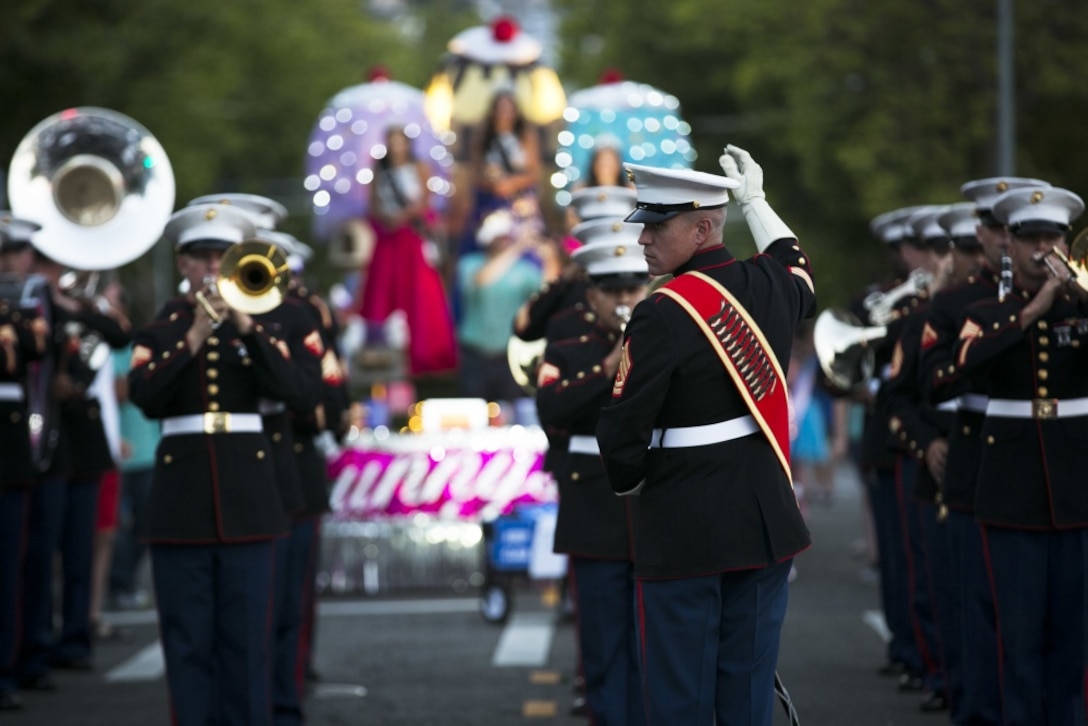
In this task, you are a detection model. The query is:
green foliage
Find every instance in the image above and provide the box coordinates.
[556,0,1088,306]
[0,0,475,307]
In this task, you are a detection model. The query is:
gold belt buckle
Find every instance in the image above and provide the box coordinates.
[1032,398,1058,420]
[203,411,231,434]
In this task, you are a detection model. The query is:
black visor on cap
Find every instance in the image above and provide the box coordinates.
[591,272,651,290]
[925,235,953,252]
[625,206,682,224]
[624,200,727,225]
[1010,220,1070,238]
[976,209,1001,227]
[949,235,982,250]
[178,238,235,254]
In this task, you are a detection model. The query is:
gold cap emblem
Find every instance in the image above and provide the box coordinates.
[1031,191,1045,204]
[611,222,623,232]
[204,209,218,220]
[692,200,701,208]
[626,169,635,182]
[597,193,607,202]
[614,246,626,256]
[996,181,1009,192]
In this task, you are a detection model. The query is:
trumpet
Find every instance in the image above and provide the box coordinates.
[863,268,932,325]
[1032,244,1088,293]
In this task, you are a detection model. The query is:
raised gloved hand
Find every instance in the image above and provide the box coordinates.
[718,144,794,252]
[718,144,765,205]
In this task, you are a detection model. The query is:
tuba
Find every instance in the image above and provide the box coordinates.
[813,308,887,393]
[8,107,175,471]
[8,107,176,271]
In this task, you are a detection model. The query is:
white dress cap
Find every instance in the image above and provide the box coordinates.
[187,193,288,231]
[569,186,638,222]
[165,204,257,252]
[0,212,42,248]
[960,177,1050,225]
[993,186,1085,237]
[907,205,951,246]
[571,229,649,285]
[869,205,929,244]
[937,202,983,248]
[571,216,643,249]
[623,163,738,224]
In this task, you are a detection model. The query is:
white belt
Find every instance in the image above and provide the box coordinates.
[986,397,1088,420]
[568,435,600,456]
[258,398,287,416]
[958,393,988,413]
[161,413,264,436]
[935,400,958,412]
[650,415,758,449]
[0,383,24,402]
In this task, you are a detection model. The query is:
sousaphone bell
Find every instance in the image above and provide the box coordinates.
[813,308,887,393]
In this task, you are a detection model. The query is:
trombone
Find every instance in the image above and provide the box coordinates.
[194,239,291,326]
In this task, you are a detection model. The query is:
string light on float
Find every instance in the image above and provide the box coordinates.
[553,71,694,208]
[302,67,454,247]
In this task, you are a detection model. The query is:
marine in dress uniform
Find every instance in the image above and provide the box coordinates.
[513,187,636,489]
[596,147,815,725]
[918,181,1048,726]
[535,217,648,726]
[952,186,1088,726]
[283,241,349,688]
[248,227,325,726]
[0,216,50,712]
[191,194,325,726]
[855,207,929,690]
[15,245,132,684]
[884,205,970,714]
[128,204,297,726]
[513,186,638,715]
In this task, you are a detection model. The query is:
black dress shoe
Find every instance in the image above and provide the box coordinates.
[898,672,925,692]
[19,674,56,692]
[920,690,949,712]
[877,660,906,677]
[0,691,22,711]
[569,695,589,717]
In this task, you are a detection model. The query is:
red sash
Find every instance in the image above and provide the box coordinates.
[657,271,792,482]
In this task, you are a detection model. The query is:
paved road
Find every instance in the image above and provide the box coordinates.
[8,466,945,725]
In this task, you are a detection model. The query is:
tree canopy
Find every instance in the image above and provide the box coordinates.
[4,0,1087,310]
[554,0,1088,303]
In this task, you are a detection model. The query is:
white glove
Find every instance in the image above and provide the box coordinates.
[719,144,795,253]
[719,144,765,205]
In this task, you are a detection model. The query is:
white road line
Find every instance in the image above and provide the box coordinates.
[105,642,165,683]
[103,597,481,627]
[491,613,555,667]
[863,609,891,643]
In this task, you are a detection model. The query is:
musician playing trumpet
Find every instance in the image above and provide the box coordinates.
[952,186,1088,724]
[534,216,650,725]
[127,203,298,726]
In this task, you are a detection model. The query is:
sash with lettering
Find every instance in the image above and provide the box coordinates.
[657,271,792,483]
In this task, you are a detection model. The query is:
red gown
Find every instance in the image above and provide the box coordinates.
[357,165,458,376]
